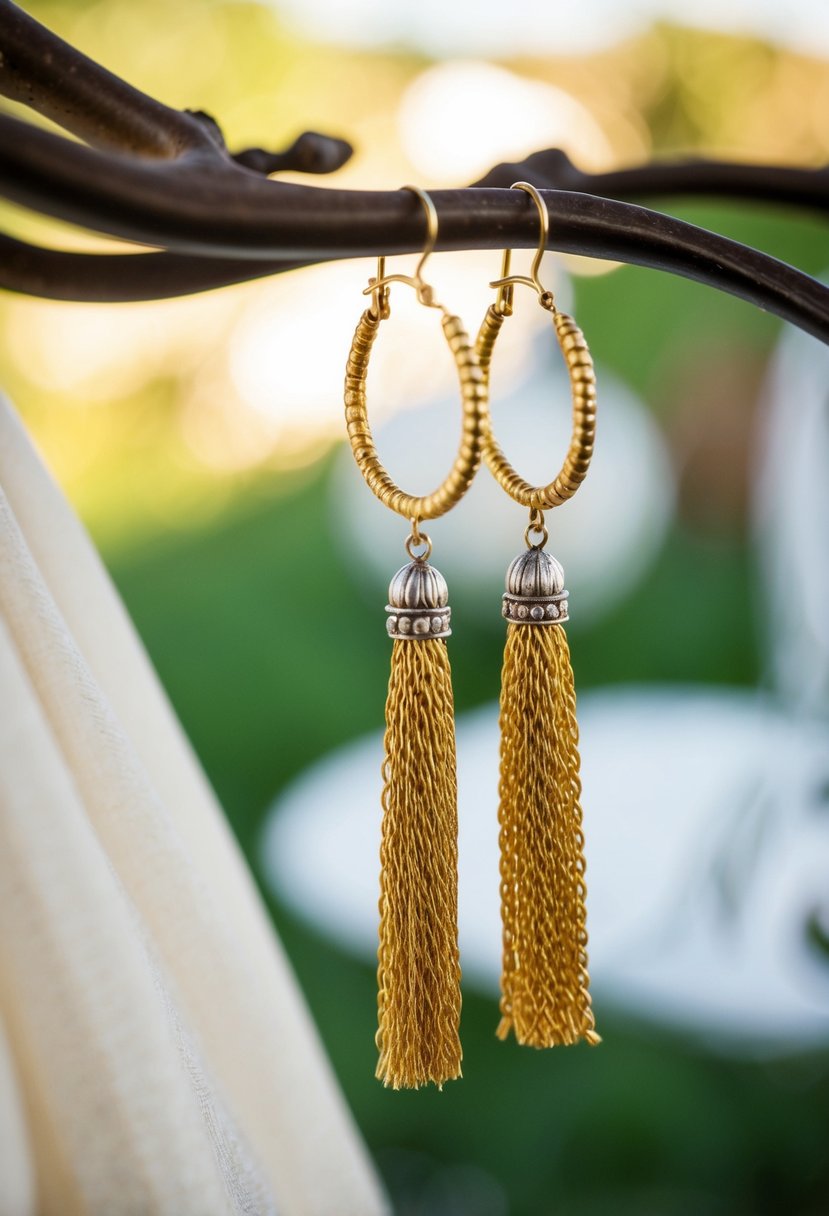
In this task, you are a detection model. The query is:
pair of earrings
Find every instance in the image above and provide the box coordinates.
[344,183,600,1090]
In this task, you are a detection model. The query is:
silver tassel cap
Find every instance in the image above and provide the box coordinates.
[502,547,569,624]
[386,559,452,640]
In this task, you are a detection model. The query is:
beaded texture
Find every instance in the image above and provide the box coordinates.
[476,304,597,510]
[345,308,487,520]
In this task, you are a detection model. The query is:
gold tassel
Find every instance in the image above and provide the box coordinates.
[376,559,462,1088]
[497,544,599,1048]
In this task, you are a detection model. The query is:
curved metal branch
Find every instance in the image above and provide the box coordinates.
[475,149,829,213]
[2,204,828,347]
[5,0,829,211]
[0,0,353,174]
[1,0,828,343]
[0,233,297,300]
[0,0,214,156]
[0,112,825,264]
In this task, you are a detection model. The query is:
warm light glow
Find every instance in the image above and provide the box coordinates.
[399,61,614,185]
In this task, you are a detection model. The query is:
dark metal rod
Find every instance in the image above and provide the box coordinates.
[0,0,828,341]
[0,233,297,300]
[0,0,216,155]
[475,149,829,213]
[1,215,827,347]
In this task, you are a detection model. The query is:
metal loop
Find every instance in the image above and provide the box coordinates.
[524,508,549,550]
[405,524,432,561]
[475,304,597,511]
[345,307,488,521]
[490,182,555,315]
[404,185,439,283]
[363,185,443,312]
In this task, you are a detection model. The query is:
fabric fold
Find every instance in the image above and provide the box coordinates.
[0,396,387,1216]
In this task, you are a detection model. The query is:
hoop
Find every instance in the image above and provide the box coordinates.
[476,303,596,510]
[345,306,487,520]
[475,181,596,511]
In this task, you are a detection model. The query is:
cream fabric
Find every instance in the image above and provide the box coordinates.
[0,396,387,1216]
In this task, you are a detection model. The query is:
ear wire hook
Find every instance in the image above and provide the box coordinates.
[490,181,556,316]
[364,185,443,313]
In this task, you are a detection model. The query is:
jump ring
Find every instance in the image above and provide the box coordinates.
[345,307,487,520]
[405,529,432,561]
[524,521,549,550]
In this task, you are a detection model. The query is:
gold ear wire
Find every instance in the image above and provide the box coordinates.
[476,180,596,512]
[404,184,439,287]
[365,185,443,312]
[490,181,555,315]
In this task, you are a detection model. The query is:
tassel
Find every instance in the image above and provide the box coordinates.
[497,543,599,1048]
[376,554,462,1088]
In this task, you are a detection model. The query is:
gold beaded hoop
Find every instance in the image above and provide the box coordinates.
[344,186,487,522]
[476,181,597,513]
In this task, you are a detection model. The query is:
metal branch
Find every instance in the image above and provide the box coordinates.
[0,0,353,173]
[0,0,215,156]
[0,233,298,300]
[1,0,828,343]
[475,149,829,213]
[2,203,828,348]
[232,133,353,177]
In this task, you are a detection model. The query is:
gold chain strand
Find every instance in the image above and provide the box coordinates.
[377,637,462,1088]
[496,622,599,1047]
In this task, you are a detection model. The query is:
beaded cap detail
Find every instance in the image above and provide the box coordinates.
[502,548,569,624]
[386,559,452,640]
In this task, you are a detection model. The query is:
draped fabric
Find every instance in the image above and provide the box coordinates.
[0,396,387,1216]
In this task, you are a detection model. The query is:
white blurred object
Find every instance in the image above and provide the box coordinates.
[753,318,829,716]
[0,396,387,1216]
[332,331,675,624]
[273,0,829,58]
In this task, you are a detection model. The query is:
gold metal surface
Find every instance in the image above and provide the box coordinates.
[497,622,599,1048]
[364,185,443,311]
[476,182,597,512]
[346,189,487,521]
[490,181,553,315]
[346,308,486,519]
[477,305,596,510]
[404,521,432,562]
[377,634,462,1088]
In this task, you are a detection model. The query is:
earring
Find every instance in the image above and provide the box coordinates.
[476,182,600,1049]
[344,186,487,1088]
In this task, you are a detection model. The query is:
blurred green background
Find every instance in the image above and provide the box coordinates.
[3,2,829,1212]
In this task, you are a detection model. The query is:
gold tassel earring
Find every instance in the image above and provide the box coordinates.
[344,186,487,1088]
[476,182,600,1050]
